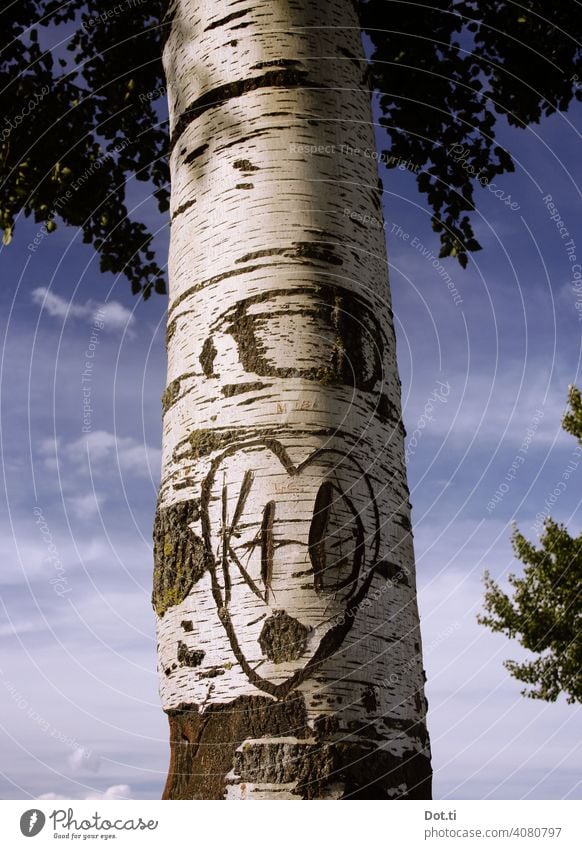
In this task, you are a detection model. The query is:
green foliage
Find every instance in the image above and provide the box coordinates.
[0,0,168,297]
[479,389,582,704]
[562,385,582,444]
[361,0,582,267]
[1,1,581,292]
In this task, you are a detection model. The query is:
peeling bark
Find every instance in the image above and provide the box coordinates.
[157,0,431,799]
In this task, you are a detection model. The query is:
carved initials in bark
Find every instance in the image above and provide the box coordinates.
[199,286,387,389]
[218,469,275,606]
[201,438,382,698]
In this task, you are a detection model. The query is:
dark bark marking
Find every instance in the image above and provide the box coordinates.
[199,337,217,377]
[171,197,197,222]
[177,641,205,668]
[258,611,309,663]
[378,392,395,423]
[235,242,343,266]
[308,478,365,597]
[174,425,337,465]
[376,559,410,587]
[204,8,250,32]
[221,485,232,606]
[216,128,271,153]
[181,620,193,632]
[201,284,387,390]
[339,46,362,68]
[184,143,209,165]
[162,372,198,413]
[234,247,285,264]
[252,59,302,70]
[308,480,333,593]
[228,546,266,603]
[235,182,254,189]
[222,381,268,397]
[188,428,239,460]
[233,158,259,172]
[231,469,254,531]
[198,666,226,679]
[152,500,206,618]
[161,377,181,414]
[173,478,199,492]
[293,242,344,266]
[394,514,413,534]
[260,501,275,603]
[170,70,323,151]
[313,714,340,739]
[219,470,268,606]
[362,684,378,713]
[168,263,264,318]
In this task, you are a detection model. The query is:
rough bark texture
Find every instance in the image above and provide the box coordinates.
[157,0,431,799]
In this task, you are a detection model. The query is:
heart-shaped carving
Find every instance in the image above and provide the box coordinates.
[200,438,382,698]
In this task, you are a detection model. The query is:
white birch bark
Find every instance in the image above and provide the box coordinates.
[156,0,431,799]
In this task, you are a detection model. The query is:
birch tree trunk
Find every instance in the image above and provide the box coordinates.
[155,0,432,799]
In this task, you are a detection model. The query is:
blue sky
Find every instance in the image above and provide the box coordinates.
[1,59,581,799]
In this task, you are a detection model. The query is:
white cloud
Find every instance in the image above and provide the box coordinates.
[404,360,572,450]
[38,784,131,800]
[31,288,135,334]
[38,430,161,480]
[32,288,88,321]
[86,784,131,800]
[98,301,136,332]
[0,619,43,637]
[67,493,105,520]
[0,521,114,587]
[73,431,161,478]
[67,747,102,775]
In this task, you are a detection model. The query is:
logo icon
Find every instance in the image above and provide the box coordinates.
[19,809,45,837]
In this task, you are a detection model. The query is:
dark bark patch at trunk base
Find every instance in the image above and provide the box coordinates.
[163,694,309,799]
[163,696,432,800]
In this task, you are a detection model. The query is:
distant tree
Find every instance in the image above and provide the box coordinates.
[479,387,582,704]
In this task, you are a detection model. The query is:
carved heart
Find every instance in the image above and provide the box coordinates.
[200,438,381,698]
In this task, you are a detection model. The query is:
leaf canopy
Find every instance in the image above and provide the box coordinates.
[1,0,580,294]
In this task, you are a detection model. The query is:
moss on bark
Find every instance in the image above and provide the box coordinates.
[152,500,206,617]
